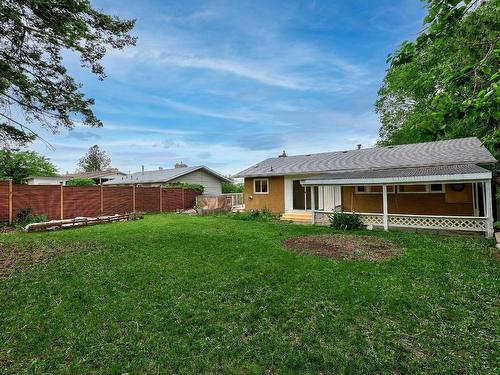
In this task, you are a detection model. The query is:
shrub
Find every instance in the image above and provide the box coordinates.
[66,178,96,186]
[163,182,204,193]
[231,209,277,222]
[221,181,244,193]
[329,213,363,230]
[16,207,48,226]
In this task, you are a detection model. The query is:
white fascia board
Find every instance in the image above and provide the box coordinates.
[301,172,492,186]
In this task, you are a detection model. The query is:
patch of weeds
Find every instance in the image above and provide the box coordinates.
[230,209,279,222]
[282,234,403,261]
[0,239,96,277]
[15,207,47,227]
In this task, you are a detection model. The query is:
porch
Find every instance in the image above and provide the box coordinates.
[301,164,495,237]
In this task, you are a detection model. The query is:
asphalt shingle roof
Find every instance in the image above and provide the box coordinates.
[103,166,230,185]
[63,169,124,179]
[304,164,491,181]
[234,137,496,178]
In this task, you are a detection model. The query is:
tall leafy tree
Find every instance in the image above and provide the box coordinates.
[376,0,499,157]
[78,144,110,171]
[0,0,136,147]
[0,149,58,183]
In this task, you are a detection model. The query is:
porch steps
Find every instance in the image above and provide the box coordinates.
[281,211,312,224]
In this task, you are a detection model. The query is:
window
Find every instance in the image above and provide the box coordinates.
[254,178,269,194]
[355,185,394,194]
[430,184,444,192]
[397,184,444,193]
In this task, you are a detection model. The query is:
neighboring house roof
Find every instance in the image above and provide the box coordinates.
[103,166,231,185]
[234,137,496,178]
[301,164,492,185]
[63,169,125,179]
[25,176,72,181]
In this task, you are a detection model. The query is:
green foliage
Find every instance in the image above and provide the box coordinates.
[221,181,244,193]
[329,213,363,230]
[0,149,58,183]
[15,207,47,227]
[163,182,204,193]
[376,0,500,157]
[0,0,136,146]
[78,145,111,172]
[231,209,277,221]
[66,178,96,186]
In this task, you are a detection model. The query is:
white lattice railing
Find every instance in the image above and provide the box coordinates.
[313,211,488,233]
[221,193,244,207]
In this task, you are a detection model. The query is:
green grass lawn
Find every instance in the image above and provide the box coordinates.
[1,214,498,374]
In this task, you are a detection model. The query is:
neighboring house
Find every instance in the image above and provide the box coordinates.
[26,168,125,185]
[103,166,231,195]
[25,176,72,185]
[234,137,497,237]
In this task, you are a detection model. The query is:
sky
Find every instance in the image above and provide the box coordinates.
[27,0,426,176]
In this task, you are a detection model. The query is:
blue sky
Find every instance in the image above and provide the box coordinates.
[28,0,426,175]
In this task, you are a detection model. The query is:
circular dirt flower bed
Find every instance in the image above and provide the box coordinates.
[282,234,403,261]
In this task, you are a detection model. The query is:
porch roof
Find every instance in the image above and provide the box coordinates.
[301,164,492,186]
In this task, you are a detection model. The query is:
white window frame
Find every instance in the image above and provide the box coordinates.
[253,178,269,194]
[355,185,395,194]
[397,184,444,194]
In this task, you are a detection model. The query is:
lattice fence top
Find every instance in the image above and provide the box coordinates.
[313,211,487,232]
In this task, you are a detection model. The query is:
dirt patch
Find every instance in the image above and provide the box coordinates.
[282,234,403,261]
[0,240,93,278]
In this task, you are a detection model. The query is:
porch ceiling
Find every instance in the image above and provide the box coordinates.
[301,164,492,186]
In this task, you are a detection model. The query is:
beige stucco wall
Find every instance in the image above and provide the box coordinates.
[244,176,285,213]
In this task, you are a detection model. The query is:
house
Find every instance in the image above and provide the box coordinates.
[25,168,125,185]
[103,165,231,195]
[234,137,497,237]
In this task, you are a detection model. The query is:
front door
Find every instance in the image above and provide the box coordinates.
[292,180,318,210]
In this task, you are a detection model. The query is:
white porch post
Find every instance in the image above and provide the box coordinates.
[311,186,316,224]
[382,184,388,231]
[484,180,494,238]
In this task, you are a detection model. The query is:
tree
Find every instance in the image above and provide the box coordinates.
[221,180,244,193]
[66,177,96,186]
[0,0,136,147]
[0,149,58,183]
[78,145,111,172]
[376,0,499,157]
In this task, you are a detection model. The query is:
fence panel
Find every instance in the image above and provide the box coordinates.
[103,186,133,215]
[136,187,161,212]
[163,188,183,211]
[13,185,61,220]
[64,186,101,219]
[183,189,198,209]
[0,181,8,223]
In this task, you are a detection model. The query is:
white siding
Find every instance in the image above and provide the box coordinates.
[26,177,70,185]
[171,169,223,195]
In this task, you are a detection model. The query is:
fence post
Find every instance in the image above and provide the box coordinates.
[8,179,13,225]
[60,182,64,220]
[132,185,136,213]
[100,184,104,215]
[159,186,163,212]
[182,188,185,209]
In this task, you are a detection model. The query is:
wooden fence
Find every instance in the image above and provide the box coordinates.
[0,180,199,224]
